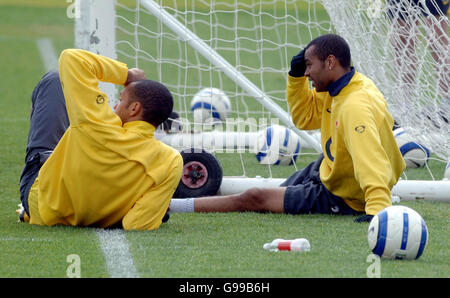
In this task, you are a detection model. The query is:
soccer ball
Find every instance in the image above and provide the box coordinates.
[368,205,428,260]
[444,161,450,180]
[393,127,430,168]
[190,88,231,125]
[159,111,184,133]
[255,124,301,165]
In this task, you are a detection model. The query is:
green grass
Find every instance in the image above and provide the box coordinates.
[128,204,449,278]
[115,1,333,122]
[0,0,448,279]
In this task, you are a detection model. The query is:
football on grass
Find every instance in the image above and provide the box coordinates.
[190,87,231,125]
[393,127,430,168]
[255,124,301,165]
[368,205,428,260]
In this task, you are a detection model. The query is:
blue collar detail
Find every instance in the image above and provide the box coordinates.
[326,67,355,97]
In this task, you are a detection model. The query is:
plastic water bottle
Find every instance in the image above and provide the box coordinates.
[263,238,310,252]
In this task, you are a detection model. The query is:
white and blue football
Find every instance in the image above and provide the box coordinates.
[368,205,428,260]
[444,161,450,180]
[393,127,430,168]
[190,87,231,125]
[255,124,301,165]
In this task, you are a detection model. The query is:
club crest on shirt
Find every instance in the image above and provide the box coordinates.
[354,125,366,133]
[96,94,105,104]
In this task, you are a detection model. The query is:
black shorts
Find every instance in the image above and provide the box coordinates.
[19,153,41,216]
[19,151,52,216]
[387,0,449,20]
[281,155,362,216]
[19,70,68,216]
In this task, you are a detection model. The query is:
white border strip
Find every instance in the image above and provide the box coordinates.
[96,230,140,278]
[36,38,58,72]
[36,37,139,278]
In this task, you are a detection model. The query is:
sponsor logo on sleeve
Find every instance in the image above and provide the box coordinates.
[96,94,105,104]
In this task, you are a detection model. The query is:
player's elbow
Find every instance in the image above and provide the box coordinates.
[58,49,79,77]
[59,49,76,67]
[122,221,161,231]
[122,215,162,231]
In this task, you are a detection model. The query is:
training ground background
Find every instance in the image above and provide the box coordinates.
[0,0,448,279]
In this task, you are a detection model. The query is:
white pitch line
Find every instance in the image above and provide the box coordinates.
[36,37,140,278]
[0,237,54,242]
[36,38,59,72]
[96,229,140,278]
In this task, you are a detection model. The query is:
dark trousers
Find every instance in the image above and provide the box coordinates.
[19,71,69,216]
[281,154,362,215]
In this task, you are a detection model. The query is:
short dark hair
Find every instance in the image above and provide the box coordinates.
[131,80,174,127]
[306,34,351,68]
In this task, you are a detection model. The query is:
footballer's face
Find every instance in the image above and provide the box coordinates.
[304,45,331,92]
[114,82,137,124]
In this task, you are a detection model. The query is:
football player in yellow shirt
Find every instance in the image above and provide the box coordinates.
[169,34,405,223]
[18,49,183,230]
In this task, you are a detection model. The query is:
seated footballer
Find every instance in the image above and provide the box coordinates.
[18,49,183,230]
[169,34,406,223]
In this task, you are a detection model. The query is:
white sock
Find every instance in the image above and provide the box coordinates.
[169,198,195,213]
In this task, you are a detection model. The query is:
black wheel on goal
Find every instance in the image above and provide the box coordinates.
[173,148,223,198]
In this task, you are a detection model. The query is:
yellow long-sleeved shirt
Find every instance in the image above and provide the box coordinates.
[287,69,405,215]
[28,49,183,230]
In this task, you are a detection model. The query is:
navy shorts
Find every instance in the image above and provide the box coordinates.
[281,154,362,215]
[387,0,449,20]
[19,71,69,216]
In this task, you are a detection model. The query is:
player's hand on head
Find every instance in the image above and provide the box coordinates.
[289,48,307,77]
[125,68,146,86]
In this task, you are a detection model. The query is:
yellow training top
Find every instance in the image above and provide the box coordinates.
[287,69,405,215]
[28,49,183,230]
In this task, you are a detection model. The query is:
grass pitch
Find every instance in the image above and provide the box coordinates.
[0,0,448,279]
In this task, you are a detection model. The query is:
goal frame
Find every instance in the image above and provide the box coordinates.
[74,0,450,202]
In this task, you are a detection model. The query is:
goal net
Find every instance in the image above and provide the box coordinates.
[75,0,450,200]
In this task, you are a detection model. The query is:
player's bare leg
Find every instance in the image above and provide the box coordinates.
[170,187,286,214]
[195,187,286,213]
[391,18,418,94]
[424,15,449,124]
[424,16,449,96]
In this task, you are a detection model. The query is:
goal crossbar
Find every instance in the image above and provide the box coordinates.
[140,0,322,153]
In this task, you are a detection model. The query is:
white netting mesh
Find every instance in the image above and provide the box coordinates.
[113,0,449,179]
[323,0,449,161]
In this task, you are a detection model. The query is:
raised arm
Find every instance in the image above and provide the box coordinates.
[287,76,324,130]
[286,48,326,130]
[58,49,129,126]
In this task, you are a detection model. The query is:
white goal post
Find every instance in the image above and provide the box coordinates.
[74,0,450,201]
[218,177,450,202]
